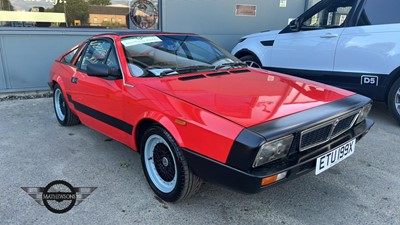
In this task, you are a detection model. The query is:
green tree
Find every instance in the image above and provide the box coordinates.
[52,0,89,26]
[88,0,111,6]
[0,0,14,11]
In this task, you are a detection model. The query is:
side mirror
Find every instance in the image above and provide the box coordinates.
[87,64,121,78]
[289,19,301,32]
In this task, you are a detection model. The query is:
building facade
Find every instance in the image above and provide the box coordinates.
[88,5,129,28]
[0,0,314,92]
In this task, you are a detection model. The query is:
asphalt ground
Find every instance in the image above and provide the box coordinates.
[0,97,399,225]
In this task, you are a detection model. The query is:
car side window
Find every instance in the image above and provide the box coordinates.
[78,40,114,72]
[301,0,356,30]
[60,47,79,65]
[358,0,400,26]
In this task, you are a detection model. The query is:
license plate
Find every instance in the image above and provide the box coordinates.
[315,139,356,175]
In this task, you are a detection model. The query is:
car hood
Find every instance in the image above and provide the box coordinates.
[242,29,281,40]
[141,69,354,128]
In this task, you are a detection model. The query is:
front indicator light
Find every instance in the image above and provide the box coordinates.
[253,135,294,168]
[356,103,372,124]
[174,118,187,126]
[261,171,288,187]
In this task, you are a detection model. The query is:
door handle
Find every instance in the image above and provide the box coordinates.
[71,77,78,84]
[320,33,339,38]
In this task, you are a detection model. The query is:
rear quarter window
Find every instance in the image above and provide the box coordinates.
[60,47,80,65]
[359,0,400,25]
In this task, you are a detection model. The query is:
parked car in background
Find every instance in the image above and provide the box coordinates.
[50,32,373,202]
[232,0,400,124]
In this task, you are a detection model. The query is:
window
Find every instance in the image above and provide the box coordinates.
[77,40,118,72]
[0,0,162,30]
[106,50,119,68]
[302,0,356,30]
[358,0,400,26]
[121,35,239,77]
[60,47,80,65]
[176,37,225,64]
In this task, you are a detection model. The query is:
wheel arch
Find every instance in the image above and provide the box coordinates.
[385,66,400,104]
[50,76,67,93]
[134,116,183,152]
[234,49,260,62]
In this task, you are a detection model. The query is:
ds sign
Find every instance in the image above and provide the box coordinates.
[361,75,379,86]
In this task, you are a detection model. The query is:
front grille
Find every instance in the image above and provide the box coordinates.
[300,124,333,150]
[300,111,359,151]
[332,113,358,138]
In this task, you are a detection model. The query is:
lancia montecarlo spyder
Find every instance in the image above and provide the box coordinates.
[49,32,374,202]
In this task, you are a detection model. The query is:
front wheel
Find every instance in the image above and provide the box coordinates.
[140,126,202,202]
[388,78,400,125]
[240,55,262,68]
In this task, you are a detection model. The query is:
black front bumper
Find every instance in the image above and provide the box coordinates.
[182,119,374,194]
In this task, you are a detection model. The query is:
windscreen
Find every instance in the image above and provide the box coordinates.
[121,35,242,77]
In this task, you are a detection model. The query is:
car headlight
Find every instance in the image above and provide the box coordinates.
[253,135,294,168]
[356,103,372,124]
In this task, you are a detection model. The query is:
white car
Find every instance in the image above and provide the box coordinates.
[232,0,400,124]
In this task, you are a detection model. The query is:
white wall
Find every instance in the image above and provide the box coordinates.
[162,0,306,50]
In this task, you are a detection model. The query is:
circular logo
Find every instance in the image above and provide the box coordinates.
[42,180,76,214]
[130,0,158,29]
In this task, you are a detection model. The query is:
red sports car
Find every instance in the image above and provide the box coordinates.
[49,32,374,202]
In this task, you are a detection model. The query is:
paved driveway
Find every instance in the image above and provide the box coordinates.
[0,97,399,225]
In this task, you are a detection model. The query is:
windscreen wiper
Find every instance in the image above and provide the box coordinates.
[160,65,215,76]
[215,62,247,70]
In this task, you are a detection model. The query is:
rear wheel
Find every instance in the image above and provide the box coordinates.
[140,126,202,202]
[240,55,262,68]
[388,78,400,125]
[53,84,80,126]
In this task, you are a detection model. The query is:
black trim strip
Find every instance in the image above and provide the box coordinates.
[260,40,274,46]
[67,94,133,134]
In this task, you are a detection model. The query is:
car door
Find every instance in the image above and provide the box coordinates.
[334,0,400,100]
[68,38,132,143]
[270,0,357,76]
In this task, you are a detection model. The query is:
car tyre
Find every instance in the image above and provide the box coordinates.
[53,84,80,126]
[140,125,202,202]
[388,78,400,125]
[240,55,262,68]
